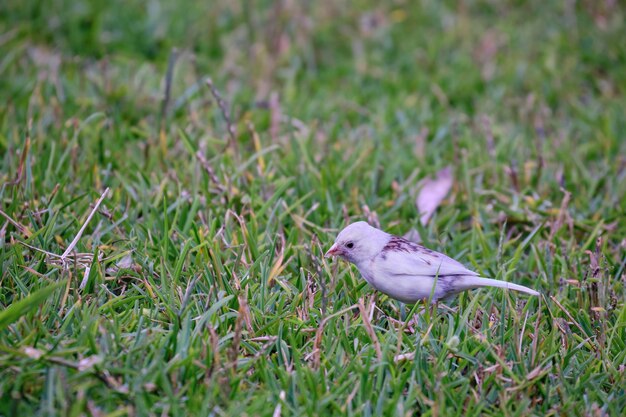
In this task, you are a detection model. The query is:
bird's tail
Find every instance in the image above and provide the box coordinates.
[457,276,540,296]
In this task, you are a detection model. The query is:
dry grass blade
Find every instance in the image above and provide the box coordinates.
[312,304,358,369]
[228,298,246,370]
[550,296,597,351]
[207,324,220,378]
[16,188,109,275]
[526,364,551,381]
[416,166,453,225]
[160,48,178,123]
[61,187,110,259]
[358,298,382,361]
[0,209,32,237]
[268,233,286,286]
[549,189,572,240]
[206,77,239,160]
[196,151,227,193]
[8,135,30,185]
[44,355,128,395]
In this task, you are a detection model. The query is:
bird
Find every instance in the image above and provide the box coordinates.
[325,221,540,303]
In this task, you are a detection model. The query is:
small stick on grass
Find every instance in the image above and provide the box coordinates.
[550,295,597,352]
[61,188,110,260]
[195,151,227,194]
[160,48,179,125]
[207,324,220,378]
[358,297,382,361]
[159,49,179,158]
[206,77,239,160]
[228,299,246,371]
[16,188,110,272]
[0,209,32,237]
[311,304,358,369]
[8,128,30,186]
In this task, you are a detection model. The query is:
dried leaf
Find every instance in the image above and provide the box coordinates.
[23,347,44,359]
[394,352,415,363]
[416,167,453,225]
[78,355,103,371]
[526,364,551,381]
[105,254,134,275]
[116,254,134,269]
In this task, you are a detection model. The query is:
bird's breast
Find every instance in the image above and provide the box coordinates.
[357,260,443,303]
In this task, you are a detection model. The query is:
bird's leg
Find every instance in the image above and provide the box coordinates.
[409,299,428,330]
[385,302,418,333]
[433,299,439,316]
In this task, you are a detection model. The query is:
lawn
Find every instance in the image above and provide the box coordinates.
[0,0,625,415]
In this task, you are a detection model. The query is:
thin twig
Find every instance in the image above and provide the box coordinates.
[228,298,246,371]
[13,346,128,396]
[311,304,358,369]
[550,295,597,351]
[195,151,227,193]
[205,78,239,160]
[207,324,220,378]
[160,48,179,124]
[358,298,382,361]
[61,188,110,259]
[8,133,30,186]
[531,297,542,365]
[0,209,32,237]
[17,240,61,258]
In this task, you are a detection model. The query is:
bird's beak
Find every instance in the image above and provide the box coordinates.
[325,243,341,258]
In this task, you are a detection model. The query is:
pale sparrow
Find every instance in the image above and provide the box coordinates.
[325,222,540,302]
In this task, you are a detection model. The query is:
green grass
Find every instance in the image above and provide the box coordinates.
[1,0,625,415]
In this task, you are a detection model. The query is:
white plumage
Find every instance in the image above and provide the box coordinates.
[325,222,540,303]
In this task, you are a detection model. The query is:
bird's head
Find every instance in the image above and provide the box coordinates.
[325,221,389,264]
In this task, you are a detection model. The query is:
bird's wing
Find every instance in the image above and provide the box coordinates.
[374,238,478,278]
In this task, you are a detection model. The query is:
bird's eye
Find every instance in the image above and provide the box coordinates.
[345,242,354,249]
